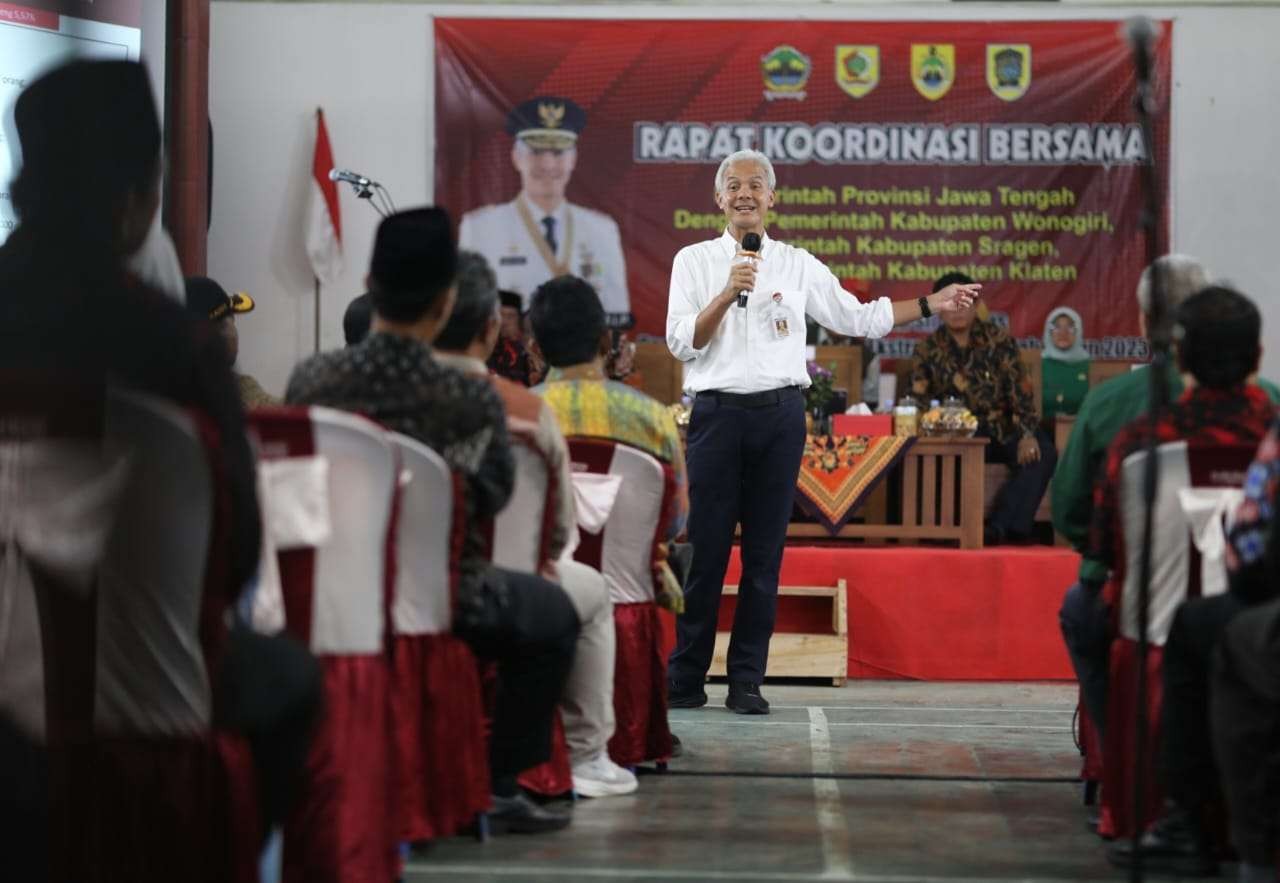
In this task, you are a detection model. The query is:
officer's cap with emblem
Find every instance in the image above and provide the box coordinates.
[506,96,586,151]
[185,276,255,322]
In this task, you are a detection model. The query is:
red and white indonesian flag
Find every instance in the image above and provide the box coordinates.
[306,108,343,284]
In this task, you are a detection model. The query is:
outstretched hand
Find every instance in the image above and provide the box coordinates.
[1016,435,1041,465]
[932,282,982,314]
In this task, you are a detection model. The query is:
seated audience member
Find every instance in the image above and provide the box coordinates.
[126,209,186,301]
[910,272,1056,545]
[184,276,278,408]
[434,251,637,798]
[343,292,373,346]
[1041,306,1090,420]
[1086,287,1276,874]
[0,59,260,593]
[529,275,690,542]
[1211,593,1280,883]
[1055,255,1214,733]
[1213,417,1280,883]
[0,59,273,878]
[0,713,47,881]
[487,289,537,385]
[285,208,580,832]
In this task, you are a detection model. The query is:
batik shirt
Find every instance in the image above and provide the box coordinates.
[1225,416,1280,603]
[286,332,514,591]
[1087,384,1274,576]
[909,318,1037,444]
[536,370,689,539]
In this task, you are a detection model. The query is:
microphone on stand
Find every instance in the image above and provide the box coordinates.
[1123,16,1157,87]
[737,232,762,308]
[328,168,396,217]
[329,168,375,188]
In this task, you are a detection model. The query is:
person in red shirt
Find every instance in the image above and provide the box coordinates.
[1089,286,1275,875]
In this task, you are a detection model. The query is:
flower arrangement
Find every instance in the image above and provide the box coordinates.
[805,360,836,415]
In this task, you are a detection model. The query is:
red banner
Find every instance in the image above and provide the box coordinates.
[434,18,1170,358]
[0,1,141,28]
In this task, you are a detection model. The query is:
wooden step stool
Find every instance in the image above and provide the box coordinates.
[709,579,848,686]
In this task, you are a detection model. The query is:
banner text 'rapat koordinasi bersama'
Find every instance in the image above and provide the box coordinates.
[633,122,1148,166]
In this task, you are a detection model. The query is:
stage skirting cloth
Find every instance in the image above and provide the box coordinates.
[794,433,915,535]
[661,545,1078,680]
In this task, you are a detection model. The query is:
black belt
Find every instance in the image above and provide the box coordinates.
[697,386,802,409]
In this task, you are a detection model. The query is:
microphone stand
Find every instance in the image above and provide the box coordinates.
[338,178,397,218]
[1128,18,1165,883]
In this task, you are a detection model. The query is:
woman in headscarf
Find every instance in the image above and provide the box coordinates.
[1041,306,1090,419]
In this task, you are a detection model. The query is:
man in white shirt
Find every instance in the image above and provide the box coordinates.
[458,96,630,322]
[665,149,980,714]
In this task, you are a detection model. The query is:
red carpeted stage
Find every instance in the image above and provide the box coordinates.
[661,545,1079,681]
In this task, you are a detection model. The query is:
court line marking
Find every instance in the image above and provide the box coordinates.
[652,770,1077,784]
[403,862,1101,882]
[809,706,855,879]
[721,705,1074,714]
[672,719,1072,731]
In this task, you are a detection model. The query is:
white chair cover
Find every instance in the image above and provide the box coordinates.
[389,432,455,636]
[95,391,215,736]
[305,409,396,655]
[0,437,128,738]
[251,455,332,634]
[493,437,551,573]
[1178,486,1245,602]
[1119,441,1254,645]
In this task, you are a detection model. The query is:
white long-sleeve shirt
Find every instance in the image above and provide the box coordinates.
[666,229,894,394]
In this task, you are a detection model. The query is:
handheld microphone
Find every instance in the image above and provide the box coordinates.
[737,232,762,308]
[329,168,374,187]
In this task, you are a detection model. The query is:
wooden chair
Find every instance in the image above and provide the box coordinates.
[632,340,683,405]
[813,344,864,405]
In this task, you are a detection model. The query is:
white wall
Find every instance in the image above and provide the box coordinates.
[209,2,1280,396]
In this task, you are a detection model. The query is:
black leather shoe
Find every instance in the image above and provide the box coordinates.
[488,792,572,835]
[725,680,770,715]
[1105,804,1217,877]
[668,679,707,709]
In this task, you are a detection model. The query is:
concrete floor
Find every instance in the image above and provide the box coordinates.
[404,681,1125,882]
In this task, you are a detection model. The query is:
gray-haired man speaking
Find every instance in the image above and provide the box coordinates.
[665,149,980,714]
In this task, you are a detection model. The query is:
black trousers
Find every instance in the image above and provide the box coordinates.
[463,567,579,782]
[669,388,806,684]
[1210,598,1280,865]
[983,426,1057,539]
[214,625,323,829]
[0,713,47,881]
[1059,580,1111,735]
[1159,592,1244,809]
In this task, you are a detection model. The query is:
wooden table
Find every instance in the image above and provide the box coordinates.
[786,436,989,549]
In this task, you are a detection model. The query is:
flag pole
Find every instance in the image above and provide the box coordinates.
[314,276,321,354]
[314,106,322,355]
